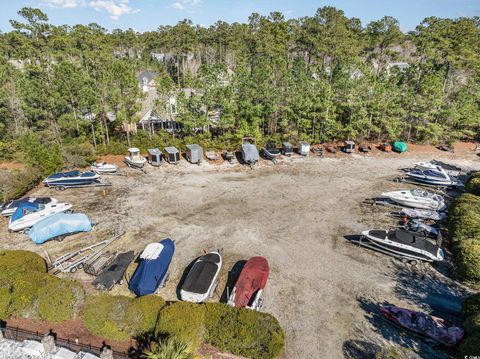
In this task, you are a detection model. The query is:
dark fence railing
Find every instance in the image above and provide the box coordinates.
[1,325,131,358]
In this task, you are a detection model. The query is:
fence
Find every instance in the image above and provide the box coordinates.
[1,324,131,358]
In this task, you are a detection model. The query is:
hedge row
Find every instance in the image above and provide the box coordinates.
[465,172,480,196]
[460,293,480,357]
[0,251,83,322]
[448,192,480,283]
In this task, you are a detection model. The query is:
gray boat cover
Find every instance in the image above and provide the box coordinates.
[182,253,220,294]
[242,143,259,163]
[400,208,446,221]
[92,251,135,290]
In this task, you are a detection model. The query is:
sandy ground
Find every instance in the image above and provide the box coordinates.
[1,148,480,359]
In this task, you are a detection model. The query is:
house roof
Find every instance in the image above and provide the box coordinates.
[137,70,157,84]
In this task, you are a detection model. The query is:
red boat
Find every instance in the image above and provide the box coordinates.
[227,256,269,310]
[381,305,464,347]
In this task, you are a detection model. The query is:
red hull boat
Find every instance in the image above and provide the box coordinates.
[381,305,464,347]
[228,256,269,310]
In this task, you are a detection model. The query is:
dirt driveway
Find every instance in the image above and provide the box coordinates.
[1,150,479,359]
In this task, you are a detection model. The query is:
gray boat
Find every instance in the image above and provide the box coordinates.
[241,137,259,168]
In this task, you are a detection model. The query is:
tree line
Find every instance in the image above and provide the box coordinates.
[0,6,479,160]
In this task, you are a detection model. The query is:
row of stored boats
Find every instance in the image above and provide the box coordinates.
[129,239,270,310]
[352,160,465,347]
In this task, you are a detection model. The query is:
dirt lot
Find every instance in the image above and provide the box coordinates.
[1,147,480,359]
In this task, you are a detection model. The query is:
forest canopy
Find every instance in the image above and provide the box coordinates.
[0,6,479,161]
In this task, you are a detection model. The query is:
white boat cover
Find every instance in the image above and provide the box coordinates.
[76,352,100,359]
[140,242,164,260]
[400,208,446,221]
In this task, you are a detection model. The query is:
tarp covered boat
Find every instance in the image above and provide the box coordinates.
[129,239,175,296]
[28,212,92,244]
[393,141,407,153]
[381,305,464,347]
[93,250,135,291]
[228,256,269,310]
[400,208,446,221]
[180,252,222,302]
[241,137,259,167]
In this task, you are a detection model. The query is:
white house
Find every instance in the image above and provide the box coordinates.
[137,70,157,93]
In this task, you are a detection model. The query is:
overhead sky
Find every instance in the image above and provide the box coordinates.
[0,0,478,33]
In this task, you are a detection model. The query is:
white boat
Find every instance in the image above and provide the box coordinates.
[406,168,456,186]
[359,229,444,262]
[91,162,118,174]
[8,201,73,232]
[76,352,100,359]
[124,148,146,168]
[380,189,445,210]
[180,252,222,303]
[1,197,57,217]
[52,347,77,359]
[413,161,442,172]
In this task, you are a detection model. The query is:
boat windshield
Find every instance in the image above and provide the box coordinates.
[410,189,427,197]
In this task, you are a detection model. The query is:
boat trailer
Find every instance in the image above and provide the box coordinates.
[49,180,112,191]
[45,233,122,274]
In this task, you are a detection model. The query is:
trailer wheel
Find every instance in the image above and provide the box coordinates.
[77,263,84,269]
[119,279,124,285]
[409,260,419,266]
[70,267,77,273]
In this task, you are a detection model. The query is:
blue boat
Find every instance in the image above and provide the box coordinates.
[43,170,100,188]
[28,213,93,244]
[129,239,175,296]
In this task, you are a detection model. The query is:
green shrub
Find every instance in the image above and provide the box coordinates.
[125,295,166,335]
[0,286,13,319]
[95,140,127,155]
[82,293,132,340]
[156,302,205,351]
[0,250,46,273]
[0,169,41,203]
[459,332,480,358]
[462,293,480,319]
[464,312,480,335]
[20,132,63,176]
[448,193,480,244]
[204,303,285,359]
[465,172,480,196]
[455,239,480,281]
[63,142,96,168]
[37,277,84,322]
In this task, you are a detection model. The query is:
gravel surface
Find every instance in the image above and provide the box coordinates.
[1,150,479,359]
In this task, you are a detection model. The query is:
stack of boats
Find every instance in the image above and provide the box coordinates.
[355,161,453,264]
[404,161,461,187]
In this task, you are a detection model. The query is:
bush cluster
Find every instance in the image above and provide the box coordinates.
[204,303,285,359]
[155,302,205,351]
[82,294,166,340]
[460,282,480,356]
[0,251,83,322]
[448,193,480,283]
[465,172,480,196]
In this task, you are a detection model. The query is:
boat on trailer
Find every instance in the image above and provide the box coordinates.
[227,256,269,310]
[381,305,464,347]
[380,189,445,211]
[262,142,281,163]
[129,239,175,296]
[43,170,100,188]
[356,229,444,263]
[8,201,73,232]
[405,168,456,187]
[124,147,146,169]
[91,162,118,174]
[180,252,222,303]
[1,197,57,217]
